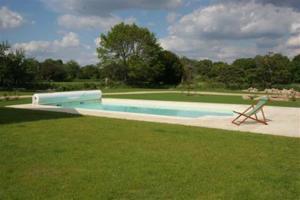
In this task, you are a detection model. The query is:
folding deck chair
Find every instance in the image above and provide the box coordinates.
[232,96,269,125]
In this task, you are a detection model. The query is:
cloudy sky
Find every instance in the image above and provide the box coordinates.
[1,0,300,65]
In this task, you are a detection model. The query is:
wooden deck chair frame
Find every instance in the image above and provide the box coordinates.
[232,101,268,126]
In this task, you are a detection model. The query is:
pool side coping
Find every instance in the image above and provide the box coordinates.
[7,98,300,138]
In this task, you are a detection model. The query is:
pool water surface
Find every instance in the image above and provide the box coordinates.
[52,101,233,118]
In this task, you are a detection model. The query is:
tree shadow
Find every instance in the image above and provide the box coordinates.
[0,107,81,125]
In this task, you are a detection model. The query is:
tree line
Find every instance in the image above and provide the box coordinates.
[184,53,300,89]
[0,42,100,88]
[1,23,300,90]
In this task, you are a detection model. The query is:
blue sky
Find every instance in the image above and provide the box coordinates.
[1,0,300,65]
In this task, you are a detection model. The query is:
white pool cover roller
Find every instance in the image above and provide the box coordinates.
[32,90,102,105]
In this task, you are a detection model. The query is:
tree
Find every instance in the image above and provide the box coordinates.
[181,64,194,95]
[99,62,127,81]
[40,59,67,81]
[255,53,291,88]
[209,62,228,79]
[290,54,300,83]
[4,49,28,87]
[217,64,245,89]
[78,65,99,79]
[232,58,256,70]
[0,42,40,88]
[64,60,80,80]
[232,58,256,86]
[196,59,213,79]
[23,58,40,82]
[0,41,10,86]
[157,50,183,85]
[97,23,162,85]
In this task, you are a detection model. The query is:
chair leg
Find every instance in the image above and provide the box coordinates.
[238,115,250,125]
[261,108,267,124]
[232,105,253,125]
[232,115,242,125]
[233,113,268,126]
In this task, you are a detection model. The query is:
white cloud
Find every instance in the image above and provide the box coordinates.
[169,2,300,40]
[42,0,182,16]
[218,0,300,11]
[287,34,300,49]
[94,37,101,48]
[58,14,136,30]
[12,32,96,65]
[0,6,24,29]
[161,2,300,61]
[160,36,258,61]
[58,14,118,30]
[14,32,80,53]
[166,12,180,24]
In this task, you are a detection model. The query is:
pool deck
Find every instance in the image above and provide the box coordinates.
[8,98,300,138]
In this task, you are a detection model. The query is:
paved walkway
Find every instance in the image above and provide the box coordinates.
[104,90,247,96]
[9,98,300,138]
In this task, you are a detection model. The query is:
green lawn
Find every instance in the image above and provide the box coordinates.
[0,91,33,96]
[0,98,299,199]
[104,93,300,107]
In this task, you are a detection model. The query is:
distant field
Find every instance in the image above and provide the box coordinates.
[0,88,171,96]
[104,93,300,107]
[0,91,33,96]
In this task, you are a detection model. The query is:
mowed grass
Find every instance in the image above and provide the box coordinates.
[104,93,300,107]
[0,99,299,199]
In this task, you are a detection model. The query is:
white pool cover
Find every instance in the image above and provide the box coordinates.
[32,90,102,105]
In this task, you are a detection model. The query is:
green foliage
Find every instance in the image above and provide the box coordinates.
[64,60,80,80]
[99,62,128,81]
[157,50,183,85]
[0,42,34,88]
[1,35,299,91]
[40,59,67,81]
[78,64,99,79]
[290,54,300,82]
[97,23,160,66]
[194,53,299,89]
[217,65,246,89]
[255,53,291,87]
[97,23,174,86]
[196,59,213,79]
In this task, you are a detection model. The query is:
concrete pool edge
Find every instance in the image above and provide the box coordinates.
[7,98,300,138]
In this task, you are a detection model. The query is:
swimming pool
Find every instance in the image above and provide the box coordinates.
[53,100,233,118]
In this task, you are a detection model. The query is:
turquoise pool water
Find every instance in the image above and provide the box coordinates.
[53,101,233,118]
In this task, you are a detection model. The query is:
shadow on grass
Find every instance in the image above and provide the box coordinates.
[0,107,81,125]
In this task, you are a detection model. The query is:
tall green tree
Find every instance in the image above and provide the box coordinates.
[99,62,127,81]
[290,54,300,83]
[196,59,213,79]
[64,60,80,80]
[0,42,35,88]
[4,49,28,87]
[78,65,99,79]
[40,59,67,81]
[255,53,291,87]
[0,41,10,86]
[157,50,183,85]
[23,58,40,81]
[97,23,162,86]
[217,64,245,89]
